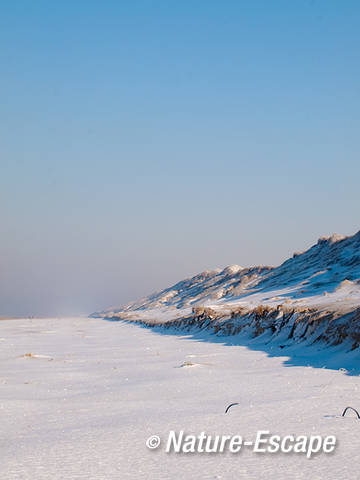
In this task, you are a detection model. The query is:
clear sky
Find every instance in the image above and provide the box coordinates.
[1,0,359,316]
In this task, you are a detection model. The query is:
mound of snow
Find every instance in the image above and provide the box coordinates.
[92,229,360,321]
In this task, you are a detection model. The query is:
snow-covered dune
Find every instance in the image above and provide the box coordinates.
[91,231,360,352]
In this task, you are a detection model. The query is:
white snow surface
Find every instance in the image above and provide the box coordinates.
[1,316,360,480]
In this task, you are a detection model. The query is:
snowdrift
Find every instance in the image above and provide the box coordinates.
[91,230,360,351]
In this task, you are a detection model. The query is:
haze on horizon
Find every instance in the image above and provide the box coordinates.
[1,1,359,316]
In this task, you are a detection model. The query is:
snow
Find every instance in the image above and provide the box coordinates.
[92,231,360,352]
[1,316,360,479]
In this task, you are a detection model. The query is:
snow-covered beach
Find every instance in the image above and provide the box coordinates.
[1,316,359,479]
[3,1,360,478]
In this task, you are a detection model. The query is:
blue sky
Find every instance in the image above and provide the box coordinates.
[1,1,359,315]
